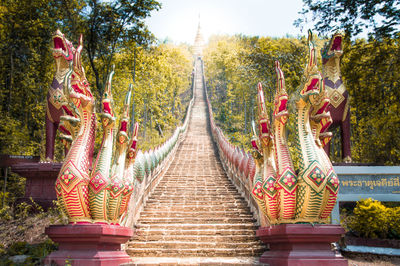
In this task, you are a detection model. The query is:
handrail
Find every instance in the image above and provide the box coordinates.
[201,59,264,226]
[122,61,196,228]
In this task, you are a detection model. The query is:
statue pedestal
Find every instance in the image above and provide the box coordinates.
[256,224,347,266]
[45,224,133,266]
[12,162,61,208]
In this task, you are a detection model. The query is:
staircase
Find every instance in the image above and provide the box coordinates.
[126,60,266,265]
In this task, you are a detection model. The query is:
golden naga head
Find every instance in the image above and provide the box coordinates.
[117,84,133,145]
[127,122,140,161]
[273,61,289,124]
[52,29,74,61]
[101,65,116,127]
[69,35,94,109]
[300,30,323,104]
[321,31,344,64]
[310,79,333,147]
[257,82,273,148]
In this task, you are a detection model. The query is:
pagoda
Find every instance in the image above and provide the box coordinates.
[193,20,204,59]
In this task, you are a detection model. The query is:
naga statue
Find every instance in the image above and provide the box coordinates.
[251,31,339,224]
[321,32,351,162]
[55,32,139,224]
[46,30,75,161]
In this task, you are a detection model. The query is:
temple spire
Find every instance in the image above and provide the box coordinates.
[193,16,204,59]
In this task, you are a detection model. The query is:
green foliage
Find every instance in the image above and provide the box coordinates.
[1,239,58,265]
[344,198,400,239]
[342,36,400,165]
[51,200,69,225]
[0,205,12,221]
[7,241,29,256]
[0,0,163,162]
[0,0,54,158]
[14,202,32,220]
[0,0,192,162]
[203,34,309,151]
[56,0,162,96]
[99,42,193,151]
[296,0,400,39]
[204,33,400,165]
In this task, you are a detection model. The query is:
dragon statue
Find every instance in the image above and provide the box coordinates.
[46,30,75,160]
[321,32,351,162]
[251,31,339,224]
[54,32,140,224]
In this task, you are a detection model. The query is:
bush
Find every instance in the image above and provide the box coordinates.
[0,206,12,221]
[345,198,400,239]
[1,240,58,265]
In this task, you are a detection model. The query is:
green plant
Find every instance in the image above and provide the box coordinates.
[0,243,6,257]
[387,206,400,239]
[14,202,32,220]
[0,205,12,221]
[7,241,29,256]
[28,239,58,263]
[51,200,68,225]
[345,198,400,239]
[29,197,44,213]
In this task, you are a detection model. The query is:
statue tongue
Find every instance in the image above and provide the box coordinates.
[331,36,342,51]
[54,37,66,51]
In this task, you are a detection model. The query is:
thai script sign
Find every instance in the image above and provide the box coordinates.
[339,175,400,195]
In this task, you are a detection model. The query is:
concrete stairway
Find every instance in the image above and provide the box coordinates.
[126,61,266,265]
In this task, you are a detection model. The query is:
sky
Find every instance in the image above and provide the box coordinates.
[146,0,308,44]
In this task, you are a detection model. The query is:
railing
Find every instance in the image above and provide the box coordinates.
[123,62,196,228]
[201,59,264,226]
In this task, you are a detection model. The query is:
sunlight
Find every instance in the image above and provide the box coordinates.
[146,0,305,44]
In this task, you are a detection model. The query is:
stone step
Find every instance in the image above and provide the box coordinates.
[159,177,228,181]
[139,211,253,218]
[157,182,235,184]
[154,187,237,193]
[124,256,261,266]
[144,205,249,213]
[127,67,268,260]
[149,194,240,199]
[144,202,248,207]
[152,189,239,196]
[132,233,258,242]
[162,174,226,177]
[158,180,231,183]
[134,228,257,237]
[138,217,256,224]
[135,223,258,231]
[157,180,234,184]
[125,247,265,257]
[147,194,242,198]
[128,240,263,250]
[148,195,242,200]
[141,209,250,215]
[145,197,244,203]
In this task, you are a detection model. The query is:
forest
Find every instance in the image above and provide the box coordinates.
[0,0,193,161]
[204,34,400,165]
[0,0,399,213]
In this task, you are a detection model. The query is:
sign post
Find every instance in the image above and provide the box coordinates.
[331,166,400,224]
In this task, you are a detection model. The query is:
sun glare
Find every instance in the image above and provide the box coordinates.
[146,0,305,44]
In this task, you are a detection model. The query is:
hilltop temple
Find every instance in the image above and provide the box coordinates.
[193,20,204,59]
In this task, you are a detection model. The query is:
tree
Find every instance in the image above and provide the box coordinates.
[0,0,62,156]
[58,0,161,98]
[341,36,400,164]
[296,0,400,39]
[204,33,400,165]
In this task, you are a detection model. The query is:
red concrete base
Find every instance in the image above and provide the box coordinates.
[45,224,133,266]
[256,224,348,266]
[12,162,61,209]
